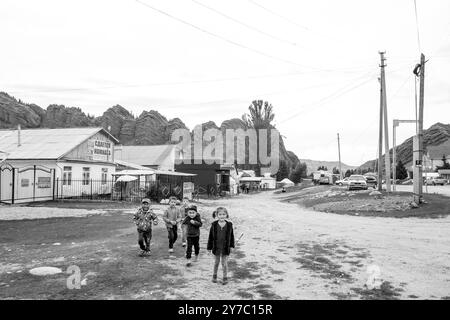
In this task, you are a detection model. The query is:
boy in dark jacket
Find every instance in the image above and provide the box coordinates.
[207,207,235,285]
[132,198,158,256]
[183,205,202,266]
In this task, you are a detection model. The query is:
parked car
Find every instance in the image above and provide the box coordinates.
[348,175,368,191]
[425,176,447,186]
[365,176,378,188]
[336,177,349,186]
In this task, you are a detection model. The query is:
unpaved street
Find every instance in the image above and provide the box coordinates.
[1,189,449,300]
[159,190,450,300]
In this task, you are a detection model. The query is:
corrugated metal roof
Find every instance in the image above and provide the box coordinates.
[114,145,176,166]
[0,127,117,160]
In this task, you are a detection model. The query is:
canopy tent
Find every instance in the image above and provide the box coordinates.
[115,175,138,183]
[279,178,294,186]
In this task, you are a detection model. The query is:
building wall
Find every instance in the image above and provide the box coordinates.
[64,132,114,162]
[2,159,116,203]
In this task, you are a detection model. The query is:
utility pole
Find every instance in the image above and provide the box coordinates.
[393,119,418,192]
[379,52,391,193]
[413,53,426,204]
[377,75,383,192]
[337,133,342,180]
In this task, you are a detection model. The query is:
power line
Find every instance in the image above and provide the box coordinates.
[278,71,378,124]
[246,0,310,31]
[134,0,326,71]
[190,0,299,47]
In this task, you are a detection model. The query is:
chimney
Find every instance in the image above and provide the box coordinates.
[17,124,21,147]
[107,125,111,132]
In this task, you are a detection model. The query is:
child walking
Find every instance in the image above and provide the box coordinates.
[163,196,183,253]
[182,205,202,266]
[180,197,190,247]
[207,207,235,285]
[132,198,158,256]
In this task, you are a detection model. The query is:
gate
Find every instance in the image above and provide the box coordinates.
[0,163,14,204]
[0,163,55,204]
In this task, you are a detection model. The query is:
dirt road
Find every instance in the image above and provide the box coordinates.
[159,190,450,300]
[1,190,449,300]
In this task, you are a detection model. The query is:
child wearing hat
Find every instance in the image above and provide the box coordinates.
[182,205,202,266]
[132,198,158,256]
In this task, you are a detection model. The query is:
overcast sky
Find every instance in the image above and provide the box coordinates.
[1,0,449,166]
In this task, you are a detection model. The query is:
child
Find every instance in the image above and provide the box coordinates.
[182,205,202,266]
[132,198,158,256]
[163,196,183,253]
[207,207,235,285]
[180,197,190,247]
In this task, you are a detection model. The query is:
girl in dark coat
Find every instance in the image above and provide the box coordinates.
[207,207,235,285]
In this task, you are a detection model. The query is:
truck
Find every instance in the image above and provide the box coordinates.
[312,171,333,185]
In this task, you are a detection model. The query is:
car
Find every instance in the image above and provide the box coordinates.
[425,176,446,186]
[336,177,349,186]
[364,175,378,188]
[348,175,368,191]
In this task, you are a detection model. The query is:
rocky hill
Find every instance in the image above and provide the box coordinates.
[358,122,450,171]
[0,92,300,172]
[299,159,357,175]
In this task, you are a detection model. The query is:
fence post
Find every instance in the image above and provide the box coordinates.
[90,179,93,200]
[33,165,36,202]
[110,179,113,201]
[11,168,15,204]
[52,169,56,201]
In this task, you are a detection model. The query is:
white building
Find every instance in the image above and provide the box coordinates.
[0,127,118,203]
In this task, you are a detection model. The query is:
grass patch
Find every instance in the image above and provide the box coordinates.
[351,281,404,300]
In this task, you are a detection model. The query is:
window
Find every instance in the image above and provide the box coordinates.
[101,168,108,185]
[63,166,72,186]
[82,167,90,185]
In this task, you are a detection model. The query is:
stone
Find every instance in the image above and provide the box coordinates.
[369,191,382,196]
[29,267,62,276]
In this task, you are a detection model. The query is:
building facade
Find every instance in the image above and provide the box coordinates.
[0,127,118,203]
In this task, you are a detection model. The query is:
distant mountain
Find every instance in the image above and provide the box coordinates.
[358,122,450,171]
[0,91,301,173]
[299,159,357,175]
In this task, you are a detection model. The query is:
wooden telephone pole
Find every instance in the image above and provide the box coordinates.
[377,74,383,192]
[413,54,426,204]
[379,52,391,192]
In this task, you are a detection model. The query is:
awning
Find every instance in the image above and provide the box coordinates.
[115,175,138,182]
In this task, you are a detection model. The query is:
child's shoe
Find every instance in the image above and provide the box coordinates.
[193,255,198,262]
[182,242,186,247]
[186,260,192,267]
[168,248,174,253]
[139,250,146,257]
[222,278,228,285]
[212,275,217,283]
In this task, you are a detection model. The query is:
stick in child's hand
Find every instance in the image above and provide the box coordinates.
[235,233,244,245]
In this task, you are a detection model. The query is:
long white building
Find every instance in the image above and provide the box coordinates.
[0,127,118,203]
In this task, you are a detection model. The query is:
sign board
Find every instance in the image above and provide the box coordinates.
[183,182,194,200]
[415,160,422,167]
[89,139,112,161]
[21,179,29,187]
[37,177,51,189]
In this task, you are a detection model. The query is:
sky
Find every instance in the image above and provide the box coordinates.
[1,0,449,166]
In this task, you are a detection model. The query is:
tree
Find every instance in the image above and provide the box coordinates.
[277,160,289,181]
[317,165,328,171]
[289,162,307,184]
[242,100,276,176]
[436,154,450,170]
[395,160,408,180]
[332,167,340,174]
[345,169,352,177]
